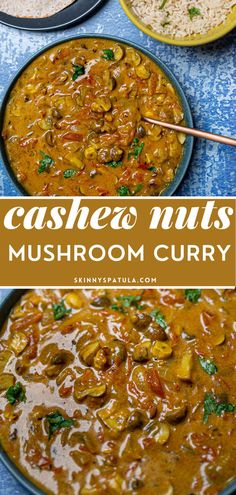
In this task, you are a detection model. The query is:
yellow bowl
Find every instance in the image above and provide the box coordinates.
[119,0,236,46]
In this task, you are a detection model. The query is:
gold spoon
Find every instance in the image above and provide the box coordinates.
[142,116,236,147]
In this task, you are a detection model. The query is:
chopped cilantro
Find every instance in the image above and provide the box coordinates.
[203,393,236,423]
[134,184,143,194]
[118,295,142,309]
[46,411,75,439]
[6,382,26,405]
[112,295,143,313]
[185,289,201,303]
[102,49,115,61]
[117,183,143,196]
[148,166,157,172]
[111,303,125,313]
[188,7,202,21]
[106,161,123,168]
[199,357,218,376]
[128,138,145,160]
[38,151,54,174]
[52,300,72,321]
[64,169,77,178]
[72,64,85,81]
[150,310,167,329]
[117,186,131,196]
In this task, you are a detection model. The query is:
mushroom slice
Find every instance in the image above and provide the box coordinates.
[126,47,141,67]
[165,403,187,424]
[131,312,152,330]
[135,65,151,80]
[74,381,107,401]
[98,401,129,433]
[151,341,172,359]
[45,351,74,379]
[65,292,83,309]
[9,332,29,355]
[133,341,151,362]
[0,350,12,373]
[0,373,15,392]
[154,422,170,445]
[113,44,125,61]
[103,69,116,91]
[91,295,111,308]
[80,341,100,366]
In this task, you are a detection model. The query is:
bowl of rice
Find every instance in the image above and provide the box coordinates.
[119,0,236,46]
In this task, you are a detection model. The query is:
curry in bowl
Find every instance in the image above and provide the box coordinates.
[2,38,187,196]
[0,289,236,495]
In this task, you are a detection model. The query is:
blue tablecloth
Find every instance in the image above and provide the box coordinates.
[0,0,236,492]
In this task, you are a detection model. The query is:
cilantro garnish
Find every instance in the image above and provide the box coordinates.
[46,411,75,439]
[106,161,123,168]
[134,184,143,194]
[64,169,77,178]
[128,138,145,160]
[102,49,115,61]
[6,383,26,405]
[199,357,218,376]
[72,64,85,81]
[117,186,131,196]
[203,393,236,423]
[150,310,167,329]
[188,7,202,21]
[52,300,72,321]
[117,184,143,196]
[118,295,142,309]
[112,295,143,313]
[38,151,54,174]
[111,303,125,313]
[185,289,201,303]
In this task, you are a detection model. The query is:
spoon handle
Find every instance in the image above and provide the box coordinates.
[143,117,236,147]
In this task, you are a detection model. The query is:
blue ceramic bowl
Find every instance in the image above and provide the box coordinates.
[0,34,194,197]
[0,289,235,495]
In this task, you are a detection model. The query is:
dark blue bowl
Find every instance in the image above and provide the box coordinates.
[0,34,194,197]
[0,289,235,495]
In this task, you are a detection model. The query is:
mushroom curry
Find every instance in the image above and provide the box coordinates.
[0,290,236,495]
[2,39,185,196]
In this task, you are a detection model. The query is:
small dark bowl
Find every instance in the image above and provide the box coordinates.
[0,0,106,32]
[0,34,194,197]
[0,289,236,495]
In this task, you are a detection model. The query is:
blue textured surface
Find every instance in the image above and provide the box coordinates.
[0,0,236,491]
[0,0,236,197]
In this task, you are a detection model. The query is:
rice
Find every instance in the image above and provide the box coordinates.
[129,0,236,37]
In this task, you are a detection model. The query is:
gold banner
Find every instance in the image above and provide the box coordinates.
[0,198,235,287]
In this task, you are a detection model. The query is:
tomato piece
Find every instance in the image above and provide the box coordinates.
[138,162,149,170]
[62,132,84,141]
[10,313,42,333]
[147,368,165,398]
